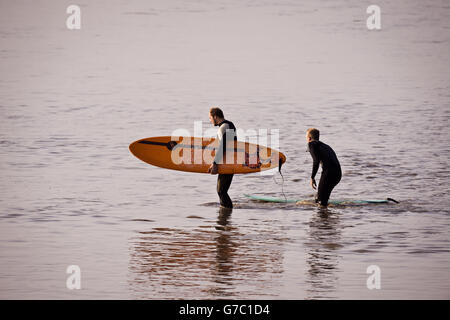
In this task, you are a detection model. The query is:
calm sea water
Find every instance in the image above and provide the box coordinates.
[0,0,449,299]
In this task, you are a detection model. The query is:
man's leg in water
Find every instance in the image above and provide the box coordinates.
[217,174,234,208]
[317,172,341,206]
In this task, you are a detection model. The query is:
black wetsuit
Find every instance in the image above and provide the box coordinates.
[214,120,237,209]
[308,140,342,206]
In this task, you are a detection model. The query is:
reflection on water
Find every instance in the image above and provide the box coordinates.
[305,208,342,299]
[209,208,234,297]
[128,208,285,299]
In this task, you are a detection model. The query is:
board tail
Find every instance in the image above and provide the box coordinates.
[387,198,399,204]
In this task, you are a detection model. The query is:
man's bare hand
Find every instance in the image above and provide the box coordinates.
[310,178,317,190]
[208,163,218,175]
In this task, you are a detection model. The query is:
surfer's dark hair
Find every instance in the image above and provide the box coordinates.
[210,107,224,119]
[307,128,320,140]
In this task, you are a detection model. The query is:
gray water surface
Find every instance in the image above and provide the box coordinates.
[0,0,449,299]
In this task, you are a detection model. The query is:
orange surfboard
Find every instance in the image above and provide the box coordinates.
[129,136,286,174]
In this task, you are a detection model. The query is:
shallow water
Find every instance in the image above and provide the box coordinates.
[0,0,449,299]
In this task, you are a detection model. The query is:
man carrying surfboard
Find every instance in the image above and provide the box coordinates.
[207,107,237,209]
[306,128,342,207]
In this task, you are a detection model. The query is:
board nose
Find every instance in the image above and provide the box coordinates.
[129,141,137,153]
[279,152,286,164]
[278,152,286,172]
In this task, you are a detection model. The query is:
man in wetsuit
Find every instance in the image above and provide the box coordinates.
[306,128,342,207]
[208,107,237,209]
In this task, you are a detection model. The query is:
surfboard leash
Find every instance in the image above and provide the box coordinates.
[273,167,287,203]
